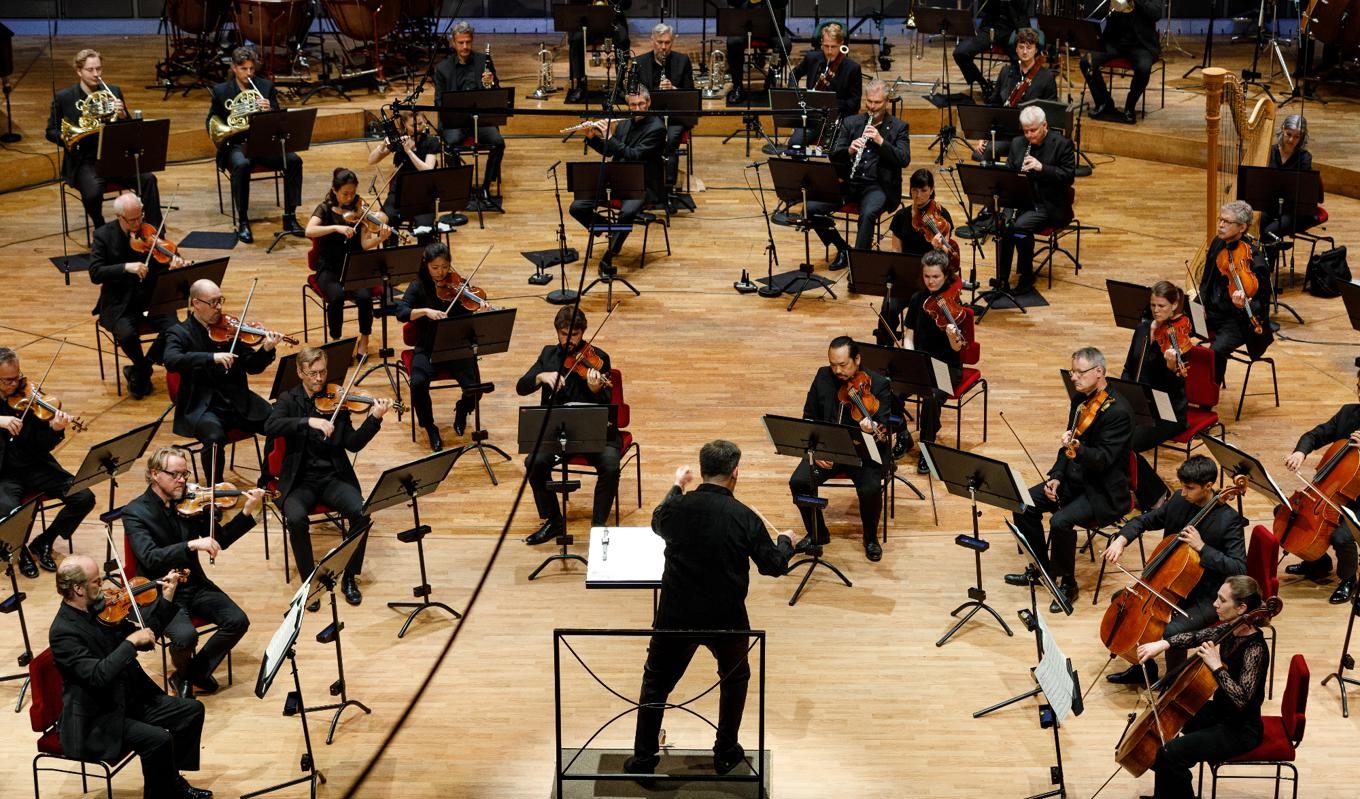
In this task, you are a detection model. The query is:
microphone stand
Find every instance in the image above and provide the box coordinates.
[750,159,783,298]
[544,162,579,303]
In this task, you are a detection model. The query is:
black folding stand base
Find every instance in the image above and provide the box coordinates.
[785,543,852,606]
[529,532,588,580]
[936,535,1013,647]
[1321,590,1360,717]
[305,577,370,744]
[0,555,34,711]
[241,649,326,799]
[529,465,587,580]
[387,523,462,639]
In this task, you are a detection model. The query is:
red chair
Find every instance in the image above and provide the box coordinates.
[164,370,266,485]
[563,368,642,524]
[396,321,464,443]
[264,436,347,583]
[300,238,383,344]
[1154,345,1224,468]
[1200,653,1309,799]
[1247,524,1282,698]
[937,305,988,448]
[29,647,137,798]
[829,200,897,257]
[94,316,164,397]
[1100,55,1166,118]
[1083,451,1142,604]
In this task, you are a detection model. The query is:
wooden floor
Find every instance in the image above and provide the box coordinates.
[1,32,1359,799]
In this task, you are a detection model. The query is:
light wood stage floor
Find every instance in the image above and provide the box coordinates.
[0,31,1358,799]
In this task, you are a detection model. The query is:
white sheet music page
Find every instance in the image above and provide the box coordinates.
[1033,608,1076,722]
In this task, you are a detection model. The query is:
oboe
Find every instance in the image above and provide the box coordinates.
[849,111,884,180]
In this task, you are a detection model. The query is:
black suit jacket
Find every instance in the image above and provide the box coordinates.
[632,52,695,92]
[1293,404,1360,456]
[516,344,614,407]
[207,76,282,160]
[123,485,257,592]
[792,51,862,119]
[433,52,499,97]
[584,114,668,206]
[831,113,911,209]
[802,366,892,428]
[88,221,168,326]
[981,0,1031,32]
[162,317,275,438]
[264,384,383,499]
[1049,390,1134,524]
[1117,492,1247,606]
[981,131,1076,220]
[48,598,177,762]
[0,411,66,480]
[46,82,127,182]
[989,64,1059,107]
[1102,0,1164,55]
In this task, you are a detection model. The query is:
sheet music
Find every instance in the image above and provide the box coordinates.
[930,356,952,393]
[1032,608,1076,722]
[1187,299,1208,338]
[861,430,883,465]
[585,526,665,586]
[1007,464,1032,510]
[1151,388,1175,424]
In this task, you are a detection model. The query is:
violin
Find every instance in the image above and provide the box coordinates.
[435,273,498,313]
[924,280,969,348]
[312,383,406,415]
[128,222,181,265]
[207,314,300,347]
[1114,596,1283,777]
[98,569,189,626]
[4,376,87,432]
[1065,390,1112,459]
[911,202,961,272]
[1216,239,1263,335]
[340,197,391,236]
[1099,474,1248,666]
[563,342,613,388]
[837,371,888,441]
[176,482,279,517]
[1273,438,1360,562]
[1151,315,1194,378]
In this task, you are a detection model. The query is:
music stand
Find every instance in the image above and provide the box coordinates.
[567,160,644,307]
[0,23,17,144]
[299,530,370,745]
[1323,506,1360,717]
[519,405,612,580]
[552,3,616,102]
[847,249,922,338]
[956,106,1023,167]
[956,164,1034,319]
[0,498,41,710]
[1197,434,1291,521]
[95,118,169,204]
[766,157,841,310]
[396,165,473,241]
[647,89,702,211]
[762,414,875,605]
[246,587,318,798]
[854,343,942,505]
[343,243,424,401]
[144,257,229,317]
[270,337,356,400]
[428,309,517,484]
[913,8,976,163]
[367,449,462,637]
[439,88,514,226]
[1237,165,1322,324]
[717,6,780,154]
[1106,278,1152,330]
[769,89,836,155]
[244,108,318,253]
[67,420,162,568]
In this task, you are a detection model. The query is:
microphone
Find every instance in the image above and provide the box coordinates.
[546,160,562,175]
[745,160,768,169]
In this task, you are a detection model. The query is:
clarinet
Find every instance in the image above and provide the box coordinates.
[849,112,884,180]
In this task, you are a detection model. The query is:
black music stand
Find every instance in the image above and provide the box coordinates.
[717,6,780,155]
[299,530,370,745]
[270,338,356,400]
[552,3,616,102]
[1323,507,1360,717]
[847,250,923,340]
[439,88,514,226]
[343,243,424,402]
[923,443,1024,645]
[0,23,17,143]
[68,420,162,569]
[957,106,1023,167]
[761,414,873,605]
[767,157,841,310]
[913,8,976,163]
[368,449,462,638]
[1238,165,1322,323]
[1197,434,1290,523]
[647,88,701,210]
[1106,278,1152,330]
[95,118,170,205]
[0,498,41,710]
[428,309,517,484]
[566,160,644,307]
[245,108,318,253]
[769,89,836,156]
[245,589,320,799]
[520,405,612,581]
[956,164,1033,319]
[396,165,473,241]
[1340,280,1360,368]
[144,257,229,317]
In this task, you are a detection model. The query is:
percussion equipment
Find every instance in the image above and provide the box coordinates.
[166,0,230,35]
[323,0,400,44]
[232,0,312,76]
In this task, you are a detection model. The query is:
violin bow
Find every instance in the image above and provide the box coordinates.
[1110,563,1192,618]
[207,443,218,566]
[442,245,494,315]
[16,339,67,427]
[101,524,149,629]
[998,410,1047,483]
[227,278,260,357]
[328,355,369,427]
[868,302,903,347]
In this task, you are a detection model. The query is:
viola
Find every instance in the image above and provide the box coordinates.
[207,314,299,347]
[435,273,498,313]
[1114,596,1282,777]
[562,342,613,388]
[312,383,406,415]
[1098,474,1248,666]
[1151,315,1194,378]
[911,202,961,272]
[340,197,391,236]
[924,280,969,348]
[4,376,87,432]
[129,222,181,265]
[1065,390,1112,459]
[98,569,189,626]
[1273,438,1360,561]
[176,482,279,517]
[837,371,888,441]
[1216,239,1263,335]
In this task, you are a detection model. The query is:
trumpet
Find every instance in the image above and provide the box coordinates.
[208,76,266,148]
[530,41,556,99]
[482,43,497,88]
[560,118,627,133]
[60,79,120,146]
[702,47,726,99]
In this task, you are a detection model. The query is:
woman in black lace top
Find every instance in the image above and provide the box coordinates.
[1133,575,1269,798]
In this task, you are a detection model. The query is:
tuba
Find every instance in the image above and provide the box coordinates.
[61,89,118,146]
[530,42,556,99]
[208,80,266,148]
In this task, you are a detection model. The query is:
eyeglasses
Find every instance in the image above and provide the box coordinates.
[1070,365,1102,378]
[0,373,23,385]
[159,470,191,482]
[301,369,328,379]
[193,297,226,309]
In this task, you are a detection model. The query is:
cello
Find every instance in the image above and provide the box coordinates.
[1273,437,1360,561]
[1099,474,1248,665]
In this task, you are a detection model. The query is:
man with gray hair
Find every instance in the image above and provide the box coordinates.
[632,22,695,198]
[433,22,505,209]
[1197,200,1273,385]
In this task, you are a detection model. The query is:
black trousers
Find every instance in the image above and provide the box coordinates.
[1151,711,1260,798]
[121,691,205,798]
[189,406,267,480]
[789,458,884,542]
[806,181,889,252]
[314,268,374,339]
[1082,47,1158,114]
[568,26,630,83]
[527,432,622,526]
[916,365,963,445]
[68,160,163,228]
[996,207,1071,284]
[1206,316,1251,386]
[220,144,303,222]
[1013,482,1105,583]
[571,197,643,254]
[953,27,1017,89]
[1130,419,1185,511]
[0,463,97,551]
[164,584,249,682]
[663,124,686,189]
[406,350,478,430]
[282,476,369,581]
[441,126,505,187]
[103,312,177,380]
[632,632,751,759]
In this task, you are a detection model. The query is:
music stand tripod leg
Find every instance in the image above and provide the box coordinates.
[386,500,462,638]
[448,388,512,485]
[529,457,588,580]
[785,548,853,606]
[1320,593,1360,718]
[302,582,371,744]
[240,649,327,799]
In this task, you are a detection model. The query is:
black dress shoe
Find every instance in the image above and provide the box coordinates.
[1014,277,1036,295]
[726,88,746,105]
[1004,572,1030,587]
[917,455,930,475]
[281,213,305,236]
[1285,555,1331,579]
[1089,102,1110,119]
[306,597,321,613]
[424,425,443,453]
[31,543,57,572]
[623,754,659,789]
[1107,661,1157,685]
[525,519,564,545]
[123,365,148,399]
[453,404,469,437]
[864,537,883,562]
[171,672,194,699]
[979,80,995,99]
[794,533,821,554]
[190,671,219,695]
[237,223,254,244]
[1330,580,1355,605]
[1050,581,1079,613]
[565,86,586,103]
[598,251,617,277]
[177,775,214,799]
[829,250,849,271]
[17,546,38,579]
[342,574,362,606]
[714,744,746,775]
[1118,110,1137,125]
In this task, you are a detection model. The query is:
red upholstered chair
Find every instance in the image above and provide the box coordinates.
[1246,524,1282,698]
[1154,345,1224,468]
[1100,56,1166,117]
[29,647,137,798]
[94,316,164,397]
[563,368,642,524]
[1083,451,1142,604]
[214,162,282,227]
[396,321,463,443]
[938,305,988,448]
[163,371,266,488]
[1200,653,1309,799]
[300,238,383,343]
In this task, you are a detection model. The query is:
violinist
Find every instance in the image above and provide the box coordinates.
[124,446,266,699]
[517,307,620,545]
[89,194,184,400]
[899,251,965,474]
[984,29,1057,108]
[368,110,439,241]
[1103,456,1247,685]
[952,0,1030,98]
[1280,371,1360,604]
[1010,347,1133,610]
[432,22,505,210]
[0,348,96,578]
[265,347,391,608]
[163,279,279,481]
[882,169,957,339]
[1080,0,1163,125]
[1197,201,1273,387]
[789,336,892,562]
[1133,575,1268,799]
[395,242,483,453]
[787,23,862,151]
[723,0,790,106]
[305,168,392,362]
[48,554,211,799]
[805,80,909,271]
[1120,281,1191,511]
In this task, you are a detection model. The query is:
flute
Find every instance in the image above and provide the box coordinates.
[560,118,627,133]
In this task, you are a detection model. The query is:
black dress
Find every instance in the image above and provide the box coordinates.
[310,201,375,340]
